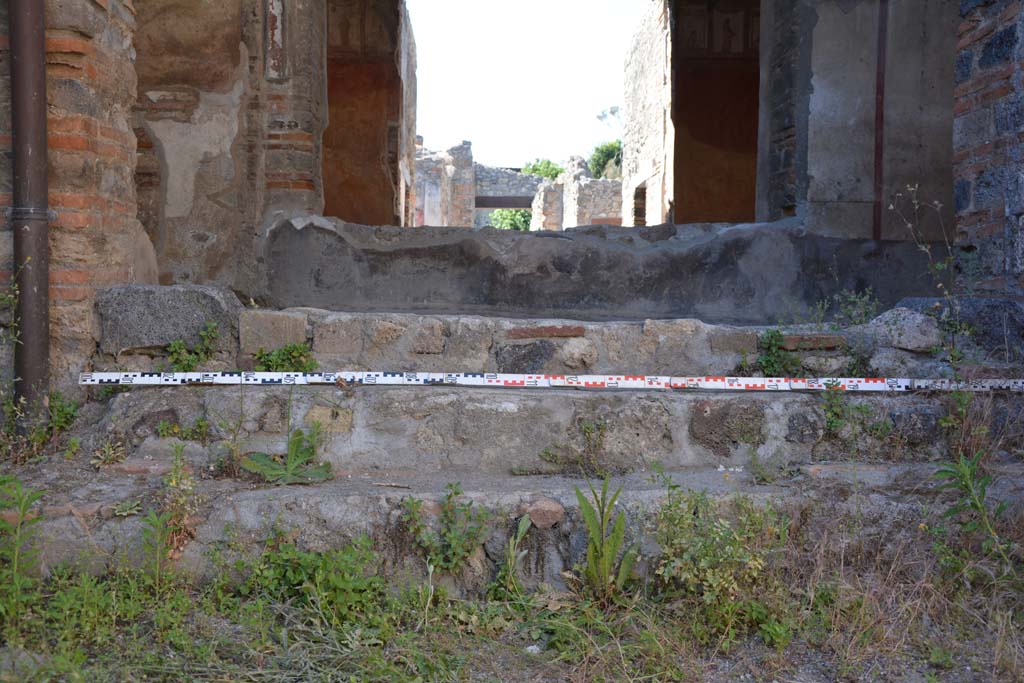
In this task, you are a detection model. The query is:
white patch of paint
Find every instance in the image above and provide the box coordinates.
[145,48,247,219]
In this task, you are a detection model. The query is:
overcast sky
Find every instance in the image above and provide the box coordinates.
[405,0,652,167]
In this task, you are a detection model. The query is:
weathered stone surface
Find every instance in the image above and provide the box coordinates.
[802,355,853,376]
[849,308,942,353]
[239,310,308,355]
[410,319,445,354]
[522,498,565,529]
[263,218,937,323]
[97,285,241,355]
[312,315,364,356]
[689,399,766,458]
[709,330,759,355]
[897,297,1024,361]
[304,405,354,433]
[870,348,952,380]
[786,412,824,444]
[781,334,845,351]
[558,338,598,370]
[496,341,558,373]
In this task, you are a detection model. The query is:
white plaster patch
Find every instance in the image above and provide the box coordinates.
[145,51,246,219]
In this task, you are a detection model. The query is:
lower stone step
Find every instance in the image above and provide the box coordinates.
[31,462,1024,594]
[89,385,976,476]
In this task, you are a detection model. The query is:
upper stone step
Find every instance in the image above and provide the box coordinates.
[90,285,1020,382]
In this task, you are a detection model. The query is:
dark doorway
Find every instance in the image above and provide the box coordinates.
[671,0,760,223]
[633,184,647,226]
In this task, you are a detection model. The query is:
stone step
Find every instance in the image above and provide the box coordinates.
[32,461,1024,592]
[93,286,995,387]
[90,385,974,479]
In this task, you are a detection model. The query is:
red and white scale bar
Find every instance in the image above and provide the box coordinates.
[79,372,1024,393]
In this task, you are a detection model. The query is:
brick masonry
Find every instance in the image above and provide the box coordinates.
[954,0,1024,294]
[0,0,158,393]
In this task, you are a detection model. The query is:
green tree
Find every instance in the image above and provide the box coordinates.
[522,159,565,180]
[588,140,622,179]
[490,209,531,232]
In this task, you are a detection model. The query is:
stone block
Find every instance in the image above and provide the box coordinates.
[979,26,1018,69]
[689,399,765,458]
[97,285,242,355]
[848,308,942,353]
[558,338,598,370]
[781,334,845,351]
[709,330,758,354]
[240,309,308,355]
[521,498,565,529]
[304,405,354,433]
[496,341,557,373]
[954,108,993,150]
[994,96,1024,136]
[312,315,363,356]
[368,320,407,352]
[411,319,445,354]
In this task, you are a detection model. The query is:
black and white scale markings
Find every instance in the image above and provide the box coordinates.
[79,372,1024,393]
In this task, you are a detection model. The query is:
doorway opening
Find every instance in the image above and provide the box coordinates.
[671,0,760,224]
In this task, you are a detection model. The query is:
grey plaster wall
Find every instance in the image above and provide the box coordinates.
[628,0,955,240]
[260,215,938,323]
[804,0,956,240]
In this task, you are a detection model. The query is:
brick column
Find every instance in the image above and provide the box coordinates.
[954,0,1024,294]
[0,0,158,394]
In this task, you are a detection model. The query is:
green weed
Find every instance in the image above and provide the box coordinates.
[167,322,219,372]
[403,483,490,574]
[156,417,210,443]
[574,477,637,606]
[757,329,801,377]
[488,515,531,601]
[240,425,332,484]
[254,343,317,373]
[0,477,43,641]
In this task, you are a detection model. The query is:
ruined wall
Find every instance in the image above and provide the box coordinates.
[322,0,416,227]
[530,179,564,231]
[473,164,545,228]
[414,141,474,227]
[0,0,158,392]
[561,160,622,228]
[622,1,673,227]
[447,141,475,227]
[474,165,545,197]
[954,0,1024,294]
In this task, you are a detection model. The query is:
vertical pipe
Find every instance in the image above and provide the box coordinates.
[872,0,889,241]
[9,0,50,417]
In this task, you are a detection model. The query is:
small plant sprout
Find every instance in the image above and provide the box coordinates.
[489,515,532,601]
[90,439,126,469]
[113,499,141,517]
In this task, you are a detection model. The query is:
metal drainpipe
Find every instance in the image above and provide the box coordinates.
[9,0,50,419]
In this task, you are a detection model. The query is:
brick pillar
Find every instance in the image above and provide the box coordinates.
[954,0,1024,294]
[0,0,158,395]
